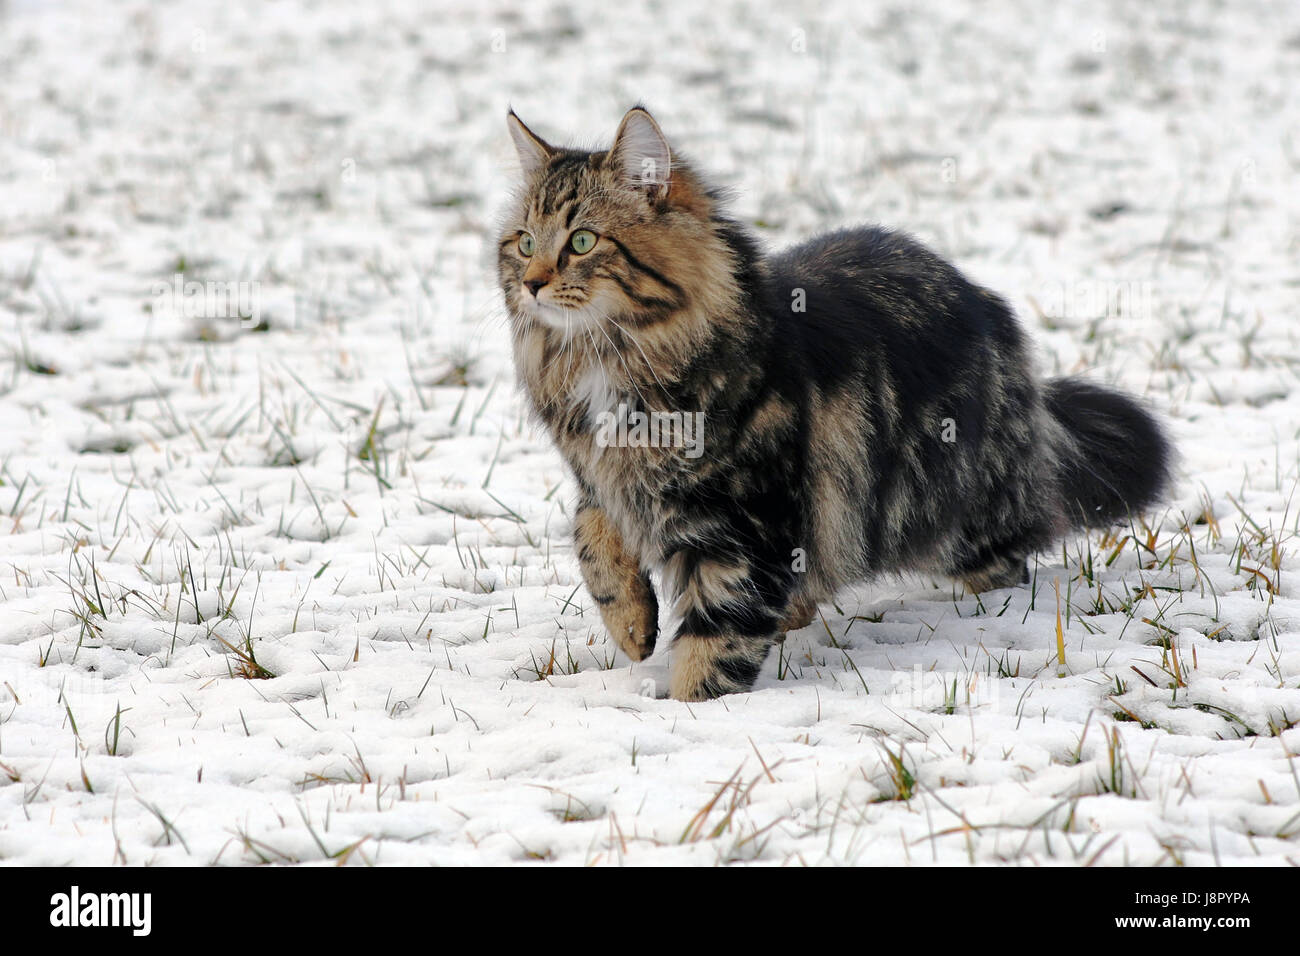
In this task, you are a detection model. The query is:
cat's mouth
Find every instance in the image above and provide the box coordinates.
[522,291,606,334]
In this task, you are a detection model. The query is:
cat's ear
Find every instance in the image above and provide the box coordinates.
[507,110,554,178]
[609,108,671,201]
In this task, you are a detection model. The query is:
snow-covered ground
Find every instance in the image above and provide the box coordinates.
[1,0,1299,865]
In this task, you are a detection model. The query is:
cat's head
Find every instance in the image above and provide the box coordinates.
[498,108,728,335]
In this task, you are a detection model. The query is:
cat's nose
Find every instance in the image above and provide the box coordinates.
[523,278,548,297]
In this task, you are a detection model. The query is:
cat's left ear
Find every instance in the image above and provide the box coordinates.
[609,108,672,201]
[507,110,554,178]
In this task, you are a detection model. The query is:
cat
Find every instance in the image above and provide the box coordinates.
[497,107,1172,701]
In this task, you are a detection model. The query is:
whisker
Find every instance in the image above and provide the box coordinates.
[606,315,670,398]
[593,314,649,411]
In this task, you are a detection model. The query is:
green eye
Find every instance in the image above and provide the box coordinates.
[518,233,535,257]
[569,230,597,255]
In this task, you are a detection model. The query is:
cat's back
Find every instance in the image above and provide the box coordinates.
[767,225,937,284]
[763,225,1025,366]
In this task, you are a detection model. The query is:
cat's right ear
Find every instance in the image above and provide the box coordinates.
[507,110,554,178]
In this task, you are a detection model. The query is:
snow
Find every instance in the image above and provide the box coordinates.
[1,0,1299,865]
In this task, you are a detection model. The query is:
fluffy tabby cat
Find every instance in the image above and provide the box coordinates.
[498,107,1172,701]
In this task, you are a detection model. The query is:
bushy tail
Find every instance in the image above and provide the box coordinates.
[1045,378,1173,529]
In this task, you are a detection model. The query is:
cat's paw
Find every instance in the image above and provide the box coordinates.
[778,595,817,633]
[600,596,658,662]
[669,634,772,700]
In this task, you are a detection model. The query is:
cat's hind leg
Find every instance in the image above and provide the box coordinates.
[776,593,818,640]
[575,502,658,662]
[955,551,1029,594]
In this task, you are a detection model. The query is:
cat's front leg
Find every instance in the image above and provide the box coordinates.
[574,502,658,662]
[665,550,786,701]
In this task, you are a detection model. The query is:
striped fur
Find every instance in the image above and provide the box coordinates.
[498,108,1173,701]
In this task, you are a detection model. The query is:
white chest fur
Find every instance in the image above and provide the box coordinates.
[571,362,620,429]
